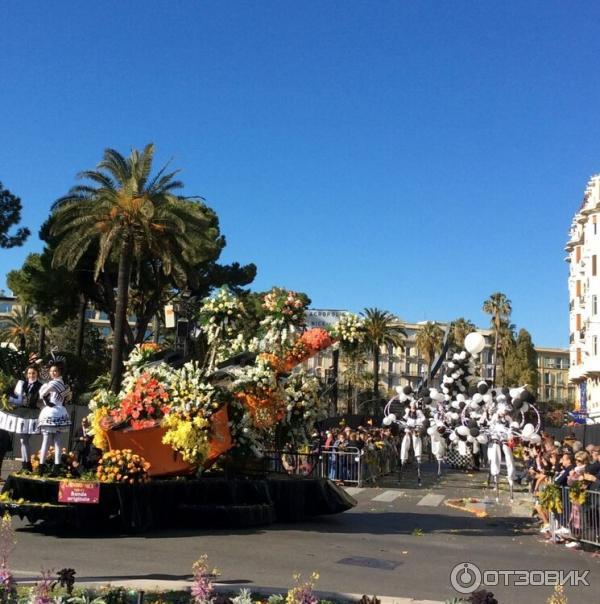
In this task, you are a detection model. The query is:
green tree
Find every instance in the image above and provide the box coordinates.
[50,144,227,392]
[0,182,30,248]
[0,304,37,351]
[361,308,406,404]
[482,292,512,384]
[449,317,476,351]
[48,319,108,365]
[6,252,83,356]
[504,328,539,390]
[415,321,444,385]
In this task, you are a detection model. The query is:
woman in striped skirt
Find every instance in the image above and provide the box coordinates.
[37,362,72,475]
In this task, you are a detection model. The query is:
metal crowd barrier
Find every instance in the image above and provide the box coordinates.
[548,486,600,548]
[264,444,400,487]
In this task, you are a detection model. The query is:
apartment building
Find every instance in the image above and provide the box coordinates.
[566,174,600,421]
[536,347,574,406]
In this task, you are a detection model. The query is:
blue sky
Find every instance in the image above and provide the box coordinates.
[1,1,599,347]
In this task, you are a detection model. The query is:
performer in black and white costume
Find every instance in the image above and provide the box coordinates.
[428,401,448,477]
[399,400,427,485]
[486,405,516,500]
[6,365,43,471]
[37,362,71,474]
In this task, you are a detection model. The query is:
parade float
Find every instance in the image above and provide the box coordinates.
[0,288,355,531]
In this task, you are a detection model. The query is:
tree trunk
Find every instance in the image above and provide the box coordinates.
[373,346,380,403]
[492,319,499,385]
[347,383,353,415]
[331,348,339,416]
[38,324,46,358]
[387,342,394,390]
[75,295,87,358]
[153,314,160,344]
[111,238,133,394]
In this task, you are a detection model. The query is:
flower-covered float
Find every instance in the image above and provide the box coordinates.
[0,288,355,531]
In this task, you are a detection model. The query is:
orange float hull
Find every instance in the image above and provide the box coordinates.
[104,406,233,477]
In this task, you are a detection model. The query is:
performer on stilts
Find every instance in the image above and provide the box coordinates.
[399,400,426,486]
[486,408,516,501]
[428,402,447,477]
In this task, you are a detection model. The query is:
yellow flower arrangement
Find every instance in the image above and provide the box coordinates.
[96,449,150,484]
[88,407,111,451]
[162,412,211,465]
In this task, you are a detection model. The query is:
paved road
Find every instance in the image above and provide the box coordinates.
[5,466,600,603]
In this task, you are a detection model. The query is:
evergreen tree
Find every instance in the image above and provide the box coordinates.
[504,328,539,390]
[0,182,30,248]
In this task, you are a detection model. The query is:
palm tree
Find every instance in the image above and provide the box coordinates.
[450,317,476,351]
[415,321,444,385]
[361,308,406,404]
[0,304,37,351]
[482,292,512,384]
[51,144,219,393]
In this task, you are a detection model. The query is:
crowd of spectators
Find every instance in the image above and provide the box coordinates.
[524,432,600,549]
[318,424,400,483]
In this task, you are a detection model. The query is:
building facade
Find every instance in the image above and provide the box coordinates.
[566,174,600,421]
[535,347,574,406]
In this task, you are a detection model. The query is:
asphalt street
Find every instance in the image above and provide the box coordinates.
[5,465,600,604]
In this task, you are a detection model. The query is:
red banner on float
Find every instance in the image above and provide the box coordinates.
[58,480,100,504]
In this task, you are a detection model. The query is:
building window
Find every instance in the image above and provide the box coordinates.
[594,336,598,357]
[594,295,598,316]
[576,246,581,262]
[577,280,581,297]
[594,255,598,276]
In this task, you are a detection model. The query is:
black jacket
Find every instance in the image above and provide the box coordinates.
[22,380,42,409]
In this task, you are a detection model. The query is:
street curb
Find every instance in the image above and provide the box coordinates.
[36,579,444,604]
